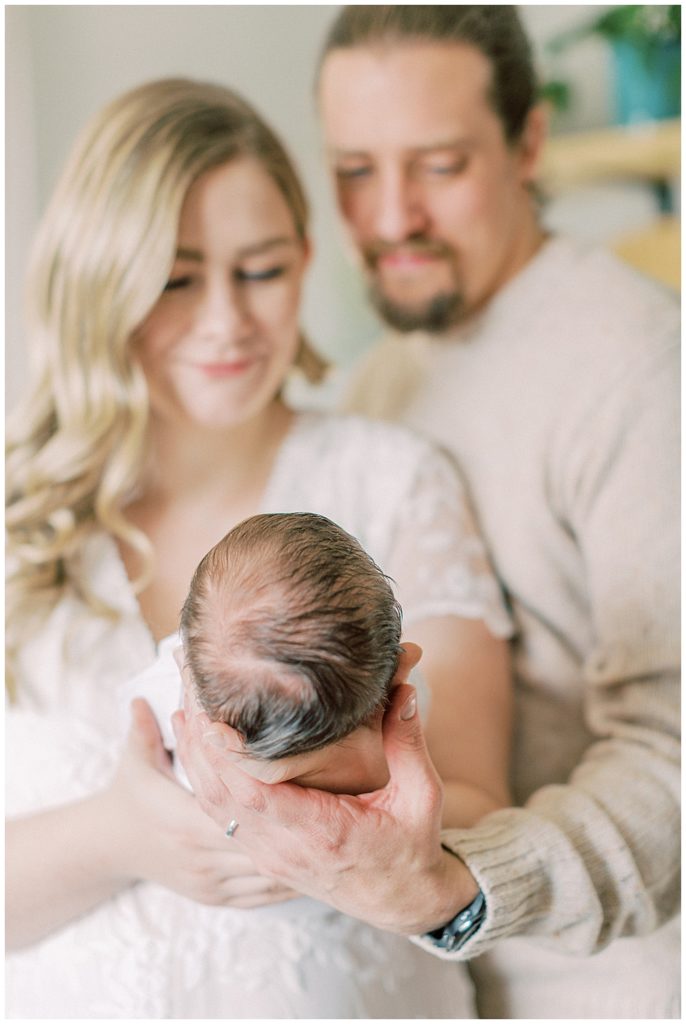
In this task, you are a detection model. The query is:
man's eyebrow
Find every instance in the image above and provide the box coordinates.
[174,237,298,262]
[412,138,474,154]
[329,138,473,160]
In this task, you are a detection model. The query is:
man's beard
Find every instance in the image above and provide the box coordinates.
[368,282,465,333]
[363,238,465,334]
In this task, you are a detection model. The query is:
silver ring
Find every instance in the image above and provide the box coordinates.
[225,818,239,839]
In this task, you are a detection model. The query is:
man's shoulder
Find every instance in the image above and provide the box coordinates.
[536,236,679,337]
[485,235,680,388]
[339,333,428,420]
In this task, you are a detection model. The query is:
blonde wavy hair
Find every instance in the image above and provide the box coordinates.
[6,77,327,692]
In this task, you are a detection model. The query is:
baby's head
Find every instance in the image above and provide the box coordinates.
[180,512,402,793]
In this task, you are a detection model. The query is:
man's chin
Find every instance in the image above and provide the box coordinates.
[370,286,465,334]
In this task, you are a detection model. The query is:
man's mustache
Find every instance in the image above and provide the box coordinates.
[363,237,454,268]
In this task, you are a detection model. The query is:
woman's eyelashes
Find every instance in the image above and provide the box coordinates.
[163,266,287,292]
[235,265,286,283]
[163,275,194,292]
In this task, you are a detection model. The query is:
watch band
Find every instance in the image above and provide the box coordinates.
[422,887,486,952]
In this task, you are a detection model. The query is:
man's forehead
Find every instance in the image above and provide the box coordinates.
[319,40,496,147]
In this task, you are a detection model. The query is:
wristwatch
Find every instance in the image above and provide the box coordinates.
[422,887,486,952]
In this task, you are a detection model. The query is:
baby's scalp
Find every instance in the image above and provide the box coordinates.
[180,512,402,760]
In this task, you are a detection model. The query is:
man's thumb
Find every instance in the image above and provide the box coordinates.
[383,684,434,770]
[382,684,443,821]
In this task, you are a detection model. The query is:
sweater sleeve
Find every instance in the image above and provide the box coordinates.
[414,335,680,961]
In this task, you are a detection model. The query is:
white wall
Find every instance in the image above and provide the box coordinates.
[6,4,626,408]
[6,4,380,408]
[6,7,39,406]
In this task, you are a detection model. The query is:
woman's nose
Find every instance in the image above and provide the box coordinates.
[196,279,251,342]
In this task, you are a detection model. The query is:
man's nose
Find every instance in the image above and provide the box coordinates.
[371,170,428,243]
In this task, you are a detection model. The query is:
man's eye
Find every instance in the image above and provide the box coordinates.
[423,158,468,176]
[235,266,285,283]
[163,276,193,292]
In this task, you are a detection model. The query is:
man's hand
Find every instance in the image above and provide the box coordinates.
[173,651,479,934]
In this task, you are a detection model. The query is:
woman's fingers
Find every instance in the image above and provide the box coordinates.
[127,697,175,778]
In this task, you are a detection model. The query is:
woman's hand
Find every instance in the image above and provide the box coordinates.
[101,698,298,908]
[173,668,480,936]
[6,699,296,952]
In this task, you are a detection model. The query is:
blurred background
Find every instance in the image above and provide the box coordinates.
[6,4,681,407]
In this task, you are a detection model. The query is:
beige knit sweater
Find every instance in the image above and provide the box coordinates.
[343,236,680,1018]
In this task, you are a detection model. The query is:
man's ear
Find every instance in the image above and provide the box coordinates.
[517,101,548,184]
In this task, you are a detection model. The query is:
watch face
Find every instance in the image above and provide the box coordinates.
[425,890,486,950]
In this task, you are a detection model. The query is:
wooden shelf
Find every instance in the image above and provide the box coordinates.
[612,215,680,291]
[540,119,681,289]
[540,118,680,190]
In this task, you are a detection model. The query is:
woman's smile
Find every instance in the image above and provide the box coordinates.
[133,157,309,430]
[187,355,260,378]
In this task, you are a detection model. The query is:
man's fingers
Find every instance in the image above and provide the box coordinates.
[213,753,338,832]
[200,733,318,785]
[201,720,248,759]
[173,710,240,825]
[395,642,423,683]
[381,683,443,822]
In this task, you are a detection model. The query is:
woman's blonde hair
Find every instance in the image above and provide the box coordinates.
[6,78,327,689]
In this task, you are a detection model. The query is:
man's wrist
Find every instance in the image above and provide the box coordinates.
[422,887,486,950]
[417,845,479,934]
[419,846,485,950]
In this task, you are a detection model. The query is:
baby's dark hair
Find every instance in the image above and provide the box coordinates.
[180,512,403,759]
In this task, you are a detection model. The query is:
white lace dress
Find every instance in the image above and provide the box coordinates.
[6,412,511,1019]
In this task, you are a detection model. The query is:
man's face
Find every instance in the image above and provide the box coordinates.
[319,42,543,332]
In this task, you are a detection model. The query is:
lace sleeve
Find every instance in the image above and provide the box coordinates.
[386,446,513,638]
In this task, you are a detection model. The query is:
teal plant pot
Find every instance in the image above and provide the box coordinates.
[611,38,681,124]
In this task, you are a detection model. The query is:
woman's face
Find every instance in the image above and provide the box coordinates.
[133,157,309,431]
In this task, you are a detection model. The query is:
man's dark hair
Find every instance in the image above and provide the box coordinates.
[319,5,538,143]
[180,512,402,760]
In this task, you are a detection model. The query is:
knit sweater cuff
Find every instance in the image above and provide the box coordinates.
[411,809,550,961]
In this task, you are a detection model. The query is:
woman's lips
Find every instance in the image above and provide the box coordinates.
[194,358,255,378]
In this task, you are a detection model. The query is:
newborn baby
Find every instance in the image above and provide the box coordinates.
[125,512,417,795]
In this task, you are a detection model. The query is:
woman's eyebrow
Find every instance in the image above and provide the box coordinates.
[174,237,298,262]
[175,246,203,262]
[238,237,300,257]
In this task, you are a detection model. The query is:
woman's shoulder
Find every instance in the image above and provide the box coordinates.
[269,412,467,560]
[294,410,445,466]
